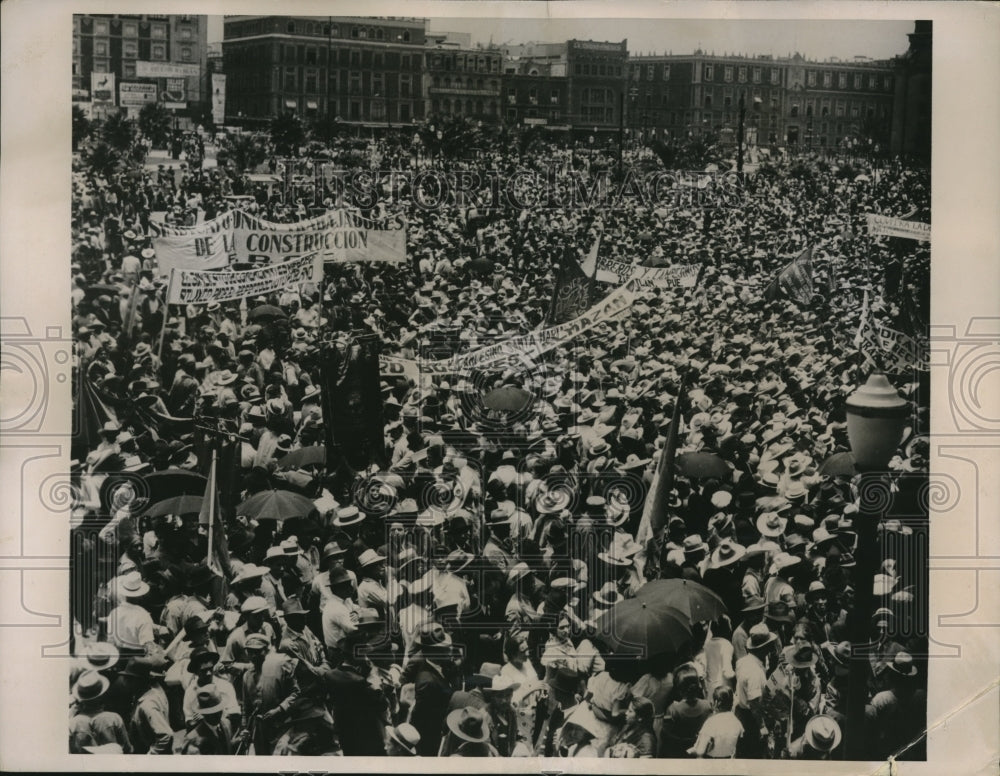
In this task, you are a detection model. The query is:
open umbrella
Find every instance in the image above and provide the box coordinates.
[236,489,316,521]
[248,304,286,321]
[819,451,857,477]
[144,495,203,518]
[142,470,207,504]
[594,597,692,656]
[83,284,122,300]
[676,452,731,480]
[274,444,326,471]
[634,578,727,623]
[468,258,494,274]
[483,385,534,413]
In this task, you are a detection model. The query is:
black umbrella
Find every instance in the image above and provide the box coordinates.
[142,470,208,504]
[634,578,728,623]
[483,385,534,413]
[594,597,692,656]
[468,258,494,274]
[83,284,122,300]
[676,452,731,480]
[248,304,287,321]
[237,489,316,521]
[144,495,203,518]
[819,451,857,477]
[274,444,326,471]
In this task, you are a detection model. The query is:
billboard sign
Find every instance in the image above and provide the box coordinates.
[119,82,158,107]
[91,72,116,105]
[135,61,199,79]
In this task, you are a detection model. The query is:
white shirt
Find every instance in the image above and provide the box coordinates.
[321,594,358,649]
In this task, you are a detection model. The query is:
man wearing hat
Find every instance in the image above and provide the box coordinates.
[787,714,842,760]
[400,622,459,756]
[763,644,821,747]
[119,656,174,754]
[221,596,276,671]
[183,647,241,730]
[734,622,777,757]
[106,571,161,659]
[321,566,361,662]
[279,596,326,669]
[481,675,522,756]
[180,686,236,755]
[386,722,422,756]
[70,671,132,754]
[864,652,924,758]
[239,632,299,755]
[440,706,498,757]
[326,617,390,756]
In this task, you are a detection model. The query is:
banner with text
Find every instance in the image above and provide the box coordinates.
[167,253,322,305]
[150,209,406,268]
[867,214,931,242]
[597,258,701,288]
[211,73,226,127]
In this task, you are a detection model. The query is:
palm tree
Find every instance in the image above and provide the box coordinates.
[101,110,136,153]
[72,106,92,151]
[221,133,267,174]
[270,112,306,156]
[138,102,172,148]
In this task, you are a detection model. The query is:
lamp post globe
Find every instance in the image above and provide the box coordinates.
[845,372,909,471]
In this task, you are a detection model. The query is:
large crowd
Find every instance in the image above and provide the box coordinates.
[68,125,930,759]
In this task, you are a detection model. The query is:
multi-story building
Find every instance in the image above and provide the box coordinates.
[222,15,427,126]
[891,21,931,164]
[501,43,570,130]
[566,39,629,137]
[72,14,209,124]
[626,49,895,153]
[424,33,503,122]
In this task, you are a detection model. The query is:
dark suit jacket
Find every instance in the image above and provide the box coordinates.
[181,718,234,755]
[326,663,388,756]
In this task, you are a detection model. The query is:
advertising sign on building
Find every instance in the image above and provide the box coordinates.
[135,61,200,79]
[163,77,186,103]
[91,72,116,105]
[211,73,226,126]
[119,82,158,107]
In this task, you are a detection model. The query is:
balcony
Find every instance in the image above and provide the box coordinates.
[428,85,499,97]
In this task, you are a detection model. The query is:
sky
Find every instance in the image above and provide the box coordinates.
[208,17,915,61]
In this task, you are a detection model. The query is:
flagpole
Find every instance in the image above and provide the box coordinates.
[206,448,216,570]
[157,269,176,360]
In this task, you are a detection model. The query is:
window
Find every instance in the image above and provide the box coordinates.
[770,68,780,85]
[550,110,560,120]
[823,72,832,87]
[869,75,877,89]
[349,72,360,94]
[402,30,410,42]
[507,91,515,105]
[574,63,581,75]
[351,27,359,38]
[284,69,296,91]
[790,102,799,118]
[529,88,537,105]
[376,29,384,40]
[738,66,747,83]
[851,103,859,118]
[123,22,137,37]
[704,65,713,80]
[854,73,862,89]
[838,73,847,88]
[550,89,559,104]
[806,102,813,117]
[807,71,816,87]
[95,40,108,56]
[179,27,192,41]
[351,50,360,67]
[123,62,136,78]
[836,100,845,117]
[305,74,317,92]
[663,64,670,80]
[704,94,712,108]
[372,73,384,96]
[400,74,411,98]
[646,64,654,80]
[822,103,830,117]
[599,64,606,76]
[401,55,410,70]
[753,67,761,83]
[95,20,108,35]
[373,53,383,68]
[884,76,893,90]
[180,46,192,61]
[724,66,733,82]
[152,44,166,60]
[151,24,166,39]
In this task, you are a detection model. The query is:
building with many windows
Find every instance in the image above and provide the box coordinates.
[627,50,896,152]
[222,15,426,125]
[566,39,629,136]
[424,33,503,122]
[72,14,208,124]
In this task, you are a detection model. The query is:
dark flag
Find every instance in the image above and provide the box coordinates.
[547,257,595,325]
[72,376,119,460]
[322,334,387,472]
[764,245,814,305]
[636,374,687,546]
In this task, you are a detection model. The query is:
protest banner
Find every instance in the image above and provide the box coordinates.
[866,214,931,242]
[764,246,814,306]
[873,320,930,372]
[150,209,407,267]
[166,253,322,305]
[597,258,701,288]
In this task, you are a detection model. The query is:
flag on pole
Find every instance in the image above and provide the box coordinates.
[763,245,814,306]
[578,230,618,284]
[636,377,686,546]
[326,334,386,472]
[199,450,225,578]
[547,247,597,325]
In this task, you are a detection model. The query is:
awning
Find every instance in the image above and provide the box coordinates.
[307,100,318,109]
[285,99,296,108]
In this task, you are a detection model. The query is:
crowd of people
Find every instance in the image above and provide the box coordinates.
[68,124,930,758]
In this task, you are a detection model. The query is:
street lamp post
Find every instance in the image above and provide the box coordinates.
[841,372,909,759]
[737,93,746,174]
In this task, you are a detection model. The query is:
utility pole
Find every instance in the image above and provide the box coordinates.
[737,92,745,174]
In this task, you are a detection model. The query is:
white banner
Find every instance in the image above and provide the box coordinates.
[211,73,226,126]
[91,72,116,105]
[135,61,200,79]
[150,209,407,270]
[598,258,701,288]
[119,81,158,108]
[866,214,931,242]
[873,320,930,372]
[166,253,323,305]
